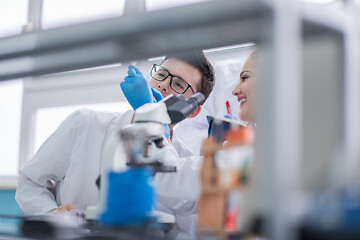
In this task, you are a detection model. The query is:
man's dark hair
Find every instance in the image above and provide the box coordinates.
[163,50,215,101]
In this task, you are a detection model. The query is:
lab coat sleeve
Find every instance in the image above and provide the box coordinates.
[154,143,203,201]
[15,110,83,215]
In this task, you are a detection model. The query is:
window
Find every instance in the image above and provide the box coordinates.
[300,0,338,3]
[146,0,214,11]
[42,0,126,29]
[34,102,131,153]
[0,0,28,38]
[0,80,23,176]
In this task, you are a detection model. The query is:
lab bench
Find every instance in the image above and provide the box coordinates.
[0,215,173,240]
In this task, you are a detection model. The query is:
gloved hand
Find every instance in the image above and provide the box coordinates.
[151,88,171,138]
[151,88,163,102]
[120,65,154,110]
[149,88,171,139]
[162,124,171,139]
[120,67,171,138]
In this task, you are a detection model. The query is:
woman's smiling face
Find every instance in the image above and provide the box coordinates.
[232,56,256,122]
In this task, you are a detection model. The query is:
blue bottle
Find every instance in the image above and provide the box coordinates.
[100,167,154,225]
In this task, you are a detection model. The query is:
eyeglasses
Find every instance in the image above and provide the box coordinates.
[150,64,195,95]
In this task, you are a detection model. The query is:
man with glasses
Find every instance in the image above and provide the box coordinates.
[121,51,214,144]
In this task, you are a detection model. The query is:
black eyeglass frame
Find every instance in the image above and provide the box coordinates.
[150,64,195,95]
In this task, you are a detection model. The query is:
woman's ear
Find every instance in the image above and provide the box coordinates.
[188,105,202,118]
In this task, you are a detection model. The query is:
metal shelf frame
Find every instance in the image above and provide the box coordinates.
[0,0,269,81]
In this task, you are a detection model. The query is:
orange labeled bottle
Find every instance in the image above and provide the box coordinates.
[220,126,254,232]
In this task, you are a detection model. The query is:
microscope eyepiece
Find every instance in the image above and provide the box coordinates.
[165,92,205,124]
[187,93,206,109]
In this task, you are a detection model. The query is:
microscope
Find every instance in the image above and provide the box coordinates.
[85,93,205,223]
[123,92,206,171]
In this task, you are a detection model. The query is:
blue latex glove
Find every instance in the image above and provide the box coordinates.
[120,65,154,110]
[150,89,171,139]
[162,123,171,139]
[120,66,170,138]
[151,88,163,102]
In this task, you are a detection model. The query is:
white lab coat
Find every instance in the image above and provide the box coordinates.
[16,109,134,214]
[15,108,202,237]
[154,140,203,237]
